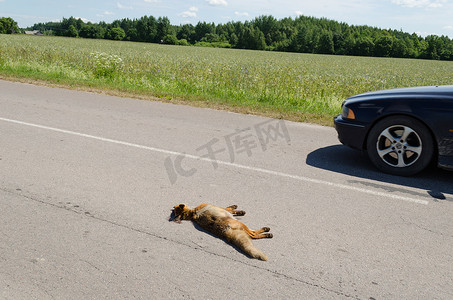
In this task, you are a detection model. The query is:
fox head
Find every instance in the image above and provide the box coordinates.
[171,204,192,223]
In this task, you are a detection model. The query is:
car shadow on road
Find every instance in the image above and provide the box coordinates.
[306,145,453,202]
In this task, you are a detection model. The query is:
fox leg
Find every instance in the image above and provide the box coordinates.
[255,227,271,234]
[242,224,273,239]
[225,205,245,216]
[252,228,273,239]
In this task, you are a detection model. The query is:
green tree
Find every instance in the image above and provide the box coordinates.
[403,37,416,58]
[374,31,394,57]
[126,28,138,41]
[136,16,157,42]
[316,30,334,54]
[157,17,173,42]
[162,34,178,45]
[343,34,356,55]
[61,17,82,35]
[177,39,190,46]
[229,32,239,47]
[252,15,279,46]
[424,35,446,60]
[201,33,220,43]
[439,36,453,60]
[238,26,267,50]
[177,24,195,43]
[292,24,313,53]
[0,17,20,34]
[79,24,105,39]
[391,38,408,58]
[354,36,374,56]
[66,25,78,37]
[194,22,215,42]
[107,27,126,40]
[79,24,94,38]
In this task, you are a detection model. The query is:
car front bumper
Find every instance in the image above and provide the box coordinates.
[334,114,368,151]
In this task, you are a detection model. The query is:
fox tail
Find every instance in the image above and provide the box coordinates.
[229,231,268,261]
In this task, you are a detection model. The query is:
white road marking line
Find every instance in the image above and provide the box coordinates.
[0,117,429,205]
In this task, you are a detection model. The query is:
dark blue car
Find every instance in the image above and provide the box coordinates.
[334,85,453,176]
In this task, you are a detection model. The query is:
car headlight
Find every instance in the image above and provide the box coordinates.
[341,105,356,120]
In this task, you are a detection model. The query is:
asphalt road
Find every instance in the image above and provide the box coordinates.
[1,79,452,299]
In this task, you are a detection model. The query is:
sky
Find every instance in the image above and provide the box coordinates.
[1,0,453,38]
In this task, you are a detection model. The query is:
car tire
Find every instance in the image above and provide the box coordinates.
[366,116,434,176]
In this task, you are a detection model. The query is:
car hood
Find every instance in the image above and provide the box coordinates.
[346,85,453,102]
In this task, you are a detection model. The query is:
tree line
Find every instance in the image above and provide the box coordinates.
[19,15,453,60]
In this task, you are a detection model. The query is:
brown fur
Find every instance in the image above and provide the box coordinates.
[172,204,273,261]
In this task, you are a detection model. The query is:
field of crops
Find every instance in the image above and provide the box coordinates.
[1,34,452,124]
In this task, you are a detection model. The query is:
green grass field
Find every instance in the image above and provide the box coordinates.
[1,34,452,125]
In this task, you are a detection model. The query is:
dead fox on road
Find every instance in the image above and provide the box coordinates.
[171,204,273,261]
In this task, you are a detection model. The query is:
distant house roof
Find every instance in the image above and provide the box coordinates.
[24,30,43,35]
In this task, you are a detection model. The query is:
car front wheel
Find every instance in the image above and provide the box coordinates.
[366,116,434,176]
